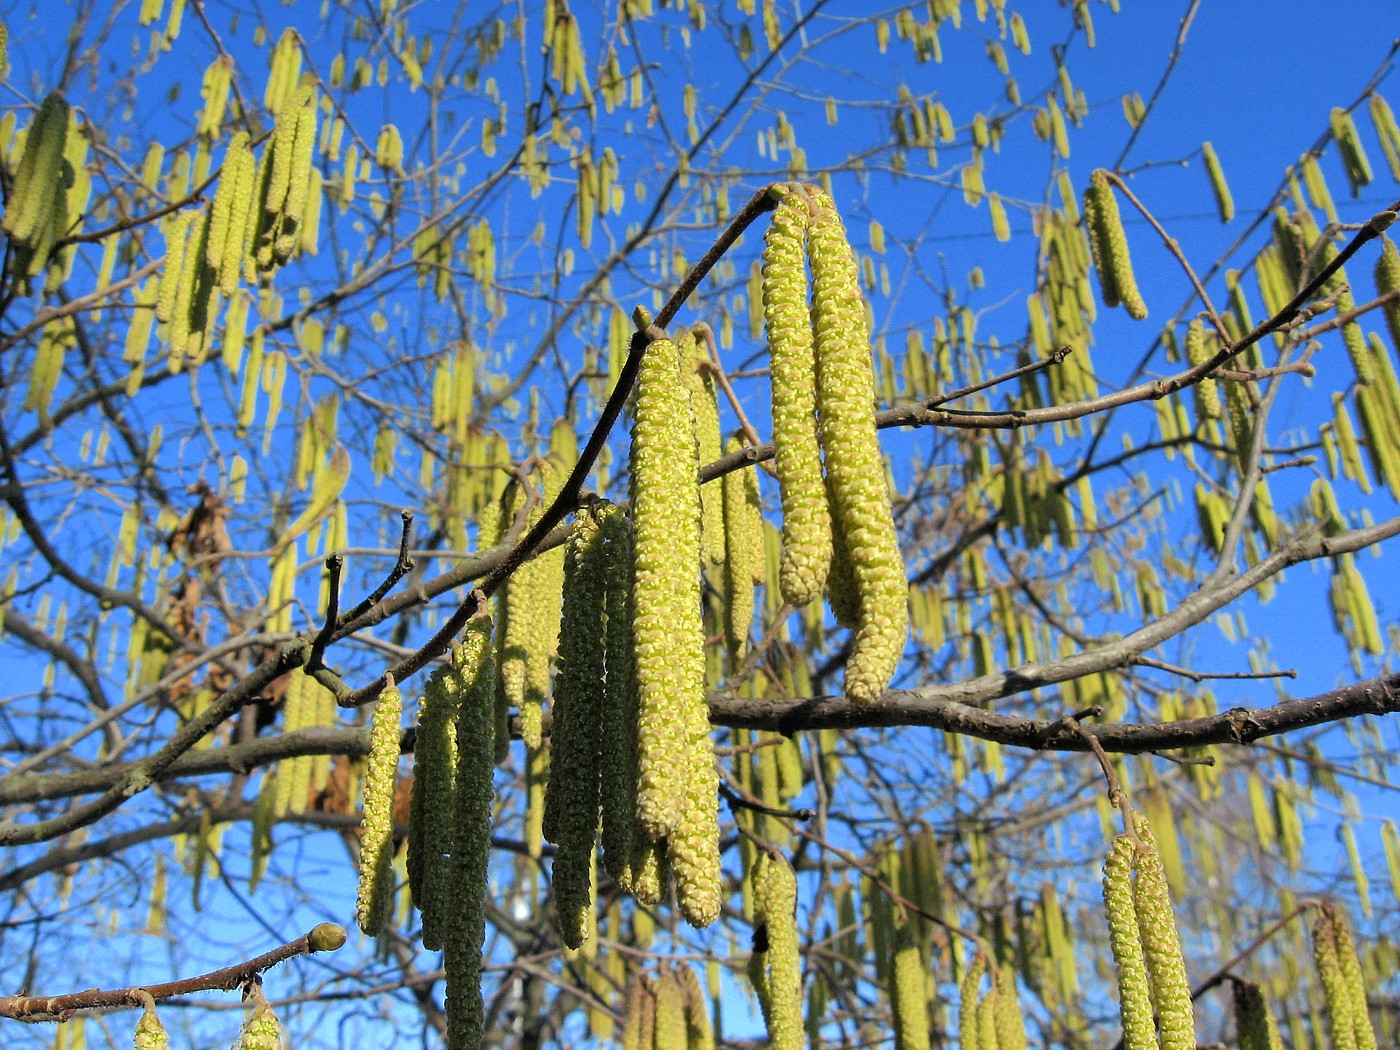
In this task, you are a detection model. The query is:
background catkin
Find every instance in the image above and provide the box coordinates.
[763,190,832,609]
[355,676,402,937]
[1232,979,1284,1050]
[959,951,987,1050]
[751,852,802,1050]
[807,189,908,704]
[890,918,930,1050]
[721,434,761,658]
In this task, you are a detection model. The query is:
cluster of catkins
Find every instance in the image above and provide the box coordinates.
[618,962,716,1050]
[349,186,907,1048]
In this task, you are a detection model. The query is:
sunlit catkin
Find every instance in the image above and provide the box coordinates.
[444,618,496,1050]
[1131,816,1195,1050]
[763,189,832,608]
[1201,142,1234,223]
[1232,979,1284,1050]
[1374,237,1400,352]
[133,1000,169,1050]
[722,434,761,657]
[959,951,987,1050]
[1184,320,1221,421]
[1084,169,1148,320]
[595,505,641,888]
[807,189,907,703]
[3,92,69,244]
[751,852,802,1050]
[355,675,402,937]
[679,964,716,1050]
[544,512,607,949]
[681,331,726,567]
[653,968,688,1050]
[238,988,281,1050]
[630,336,707,840]
[1330,905,1379,1050]
[1102,835,1156,1050]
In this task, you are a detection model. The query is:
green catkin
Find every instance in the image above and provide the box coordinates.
[1131,816,1196,1050]
[443,619,496,1050]
[807,190,907,704]
[992,963,1028,1050]
[543,513,608,949]
[630,336,707,840]
[1232,979,1284,1050]
[1327,905,1379,1050]
[1084,168,1148,319]
[891,918,929,1050]
[976,988,999,1050]
[1184,320,1221,421]
[409,663,465,951]
[1201,142,1234,223]
[1374,238,1400,353]
[959,951,987,1050]
[275,93,317,264]
[3,92,69,244]
[595,506,642,889]
[355,676,402,937]
[763,190,832,608]
[1224,375,1253,474]
[154,211,195,325]
[1331,106,1374,197]
[751,852,802,1050]
[1102,835,1156,1050]
[206,133,243,273]
[215,134,255,296]
[721,435,760,657]
[1314,907,1358,1050]
[621,975,656,1050]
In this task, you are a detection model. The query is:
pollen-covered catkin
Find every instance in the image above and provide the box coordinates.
[1201,142,1234,223]
[1131,816,1195,1050]
[238,988,281,1050]
[751,852,802,1050]
[1084,168,1148,320]
[722,434,761,657]
[408,663,465,951]
[630,336,707,840]
[807,190,907,704]
[1232,979,1284,1050]
[992,962,1028,1050]
[1313,907,1358,1050]
[1102,835,1156,1050]
[1329,905,1379,1050]
[355,675,402,937]
[1374,238,1400,352]
[653,968,689,1050]
[681,331,726,567]
[544,512,608,949]
[443,618,496,1050]
[959,951,987,1050]
[763,190,832,608]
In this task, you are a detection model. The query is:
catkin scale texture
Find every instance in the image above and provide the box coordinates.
[1102,835,1156,1050]
[596,507,642,888]
[4,93,69,244]
[444,619,496,1050]
[355,677,402,937]
[891,919,930,1050]
[808,190,908,704]
[1131,817,1196,1050]
[630,337,707,840]
[409,663,464,951]
[752,852,802,1050]
[764,192,832,608]
[1084,169,1148,320]
[544,513,608,949]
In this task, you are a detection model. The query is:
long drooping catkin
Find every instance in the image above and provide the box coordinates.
[1131,816,1195,1050]
[763,190,832,609]
[807,190,908,704]
[750,851,802,1050]
[355,675,402,937]
[1083,168,1148,320]
[1102,835,1156,1050]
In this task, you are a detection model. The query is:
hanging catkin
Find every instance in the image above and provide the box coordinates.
[750,851,802,1050]
[355,675,402,937]
[763,189,832,609]
[807,189,908,704]
[1131,815,1195,1050]
[1102,834,1156,1050]
[408,663,465,951]
[1083,168,1148,320]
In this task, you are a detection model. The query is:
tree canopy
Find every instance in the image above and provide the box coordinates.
[0,1,1397,1048]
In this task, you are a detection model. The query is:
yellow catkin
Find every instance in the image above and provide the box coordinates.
[620,974,657,1050]
[443,619,496,1050]
[751,852,802,1050]
[355,676,402,937]
[1331,106,1374,197]
[1201,142,1234,223]
[890,918,929,1050]
[653,968,689,1050]
[1184,320,1221,421]
[678,965,715,1050]
[408,663,464,951]
[1103,835,1156,1050]
[807,190,907,703]
[1373,238,1400,353]
[1232,979,1284,1050]
[630,336,707,840]
[1131,816,1195,1050]
[992,962,1028,1050]
[722,434,760,657]
[543,513,608,949]
[133,1001,169,1050]
[959,951,987,1050]
[1083,169,1147,319]
[763,190,832,608]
